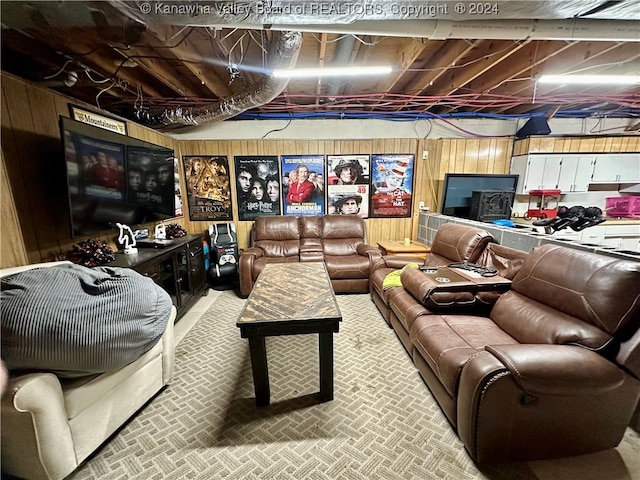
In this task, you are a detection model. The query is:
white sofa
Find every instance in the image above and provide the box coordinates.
[1,261,176,480]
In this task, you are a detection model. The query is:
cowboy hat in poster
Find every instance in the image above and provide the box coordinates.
[370,154,415,218]
[326,154,370,218]
[182,155,233,221]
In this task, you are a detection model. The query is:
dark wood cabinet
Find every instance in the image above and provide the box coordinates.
[110,234,207,320]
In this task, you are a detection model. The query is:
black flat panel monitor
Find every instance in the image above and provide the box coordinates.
[60,116,175,237]
[441,173,519,221]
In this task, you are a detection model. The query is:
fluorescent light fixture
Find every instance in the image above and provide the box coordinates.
[538,74,640,85]
[272,66,393,79]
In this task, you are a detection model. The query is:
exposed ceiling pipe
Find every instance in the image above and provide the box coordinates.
[160,30,302,127]
[326,35,357,97]
[267,19,640,42]
[107,1,640,42]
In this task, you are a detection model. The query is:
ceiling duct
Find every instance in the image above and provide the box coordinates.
[103,1,639,127]
[108,1,640,41]
[326,35,357,98]
[160,30,302,127]
[269,18,640,42]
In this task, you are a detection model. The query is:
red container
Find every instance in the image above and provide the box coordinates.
[606,196,640,218]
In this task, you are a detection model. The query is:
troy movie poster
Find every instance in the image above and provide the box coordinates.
[182,155,233,221]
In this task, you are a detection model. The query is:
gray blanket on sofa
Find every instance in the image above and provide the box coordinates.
[1,263,173,377]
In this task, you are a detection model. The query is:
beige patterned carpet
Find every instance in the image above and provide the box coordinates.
[67,291,640,480]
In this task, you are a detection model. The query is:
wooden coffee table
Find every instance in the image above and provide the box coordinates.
[236,262,342,406]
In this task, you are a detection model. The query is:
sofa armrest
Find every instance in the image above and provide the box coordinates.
[484,344,626,395]
[357,243,382,260]
[240,247,264,259]
[238,248,265,298]
[1,373,77,480]
[1,260,73,278]
[371,255,425,273]
[457,344,640,463]
[161,306,177,384]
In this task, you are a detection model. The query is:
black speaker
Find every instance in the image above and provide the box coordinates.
[516,117,551,138]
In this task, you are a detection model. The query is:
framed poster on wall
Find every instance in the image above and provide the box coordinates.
[326,154,370,218]
[281,155,325,216]
[182,155,233,221]
[234,156,281,220]
[370,154,415,218]
[173,157,184,218]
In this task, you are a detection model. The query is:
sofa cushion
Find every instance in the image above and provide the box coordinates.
[493,244,640,350]
[428,223,493,264]
[324,254,370,280]
[491,291,614,350]
[299,216,322,247]
[411,314,518,396]
[321,215,366,256]
[370,267,400,303]
[1,264,172,377]
[388,288,432,334]
[253,216,300,257]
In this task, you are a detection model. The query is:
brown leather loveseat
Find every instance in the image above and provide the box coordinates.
[239,215,381,298]
[371,229,640,464]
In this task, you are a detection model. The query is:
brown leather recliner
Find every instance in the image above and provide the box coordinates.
[238,216,301,297]
[410,244,640,463]
[239,215,381,298]
[370,223,495,325]
[315,215,381,294]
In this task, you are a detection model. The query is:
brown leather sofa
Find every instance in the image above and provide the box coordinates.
[239,215,381,298]
[370,222,495,327]
[371,230,640,464]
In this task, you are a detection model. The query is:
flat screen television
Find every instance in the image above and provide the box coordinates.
[60,116,176,236]
[441,173,519,221]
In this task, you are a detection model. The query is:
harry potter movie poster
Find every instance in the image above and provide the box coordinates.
[182,155,233,221]
[127,146,175,216]
[234,156,281,221]
[370,154,415,218]
[281,155,325,216]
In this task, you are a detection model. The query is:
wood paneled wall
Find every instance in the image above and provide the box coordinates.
[177,137,513,248]
[1,73,181,267]
[514,136,640,155]
[1,72,513,267]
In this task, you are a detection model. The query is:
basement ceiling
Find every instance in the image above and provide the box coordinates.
[1,1,639,131]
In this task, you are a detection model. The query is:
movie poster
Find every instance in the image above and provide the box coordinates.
[281,155,325,216]
[234,156,281,220]
[173,157,184,218]
[127,147,175,216]
[326,155,370,218]
[370,154,415,218]
[182,155,233,221]
[77,135,125,201]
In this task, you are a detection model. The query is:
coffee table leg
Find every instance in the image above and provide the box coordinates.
[248,336,270,406]
[318,331,334,401]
